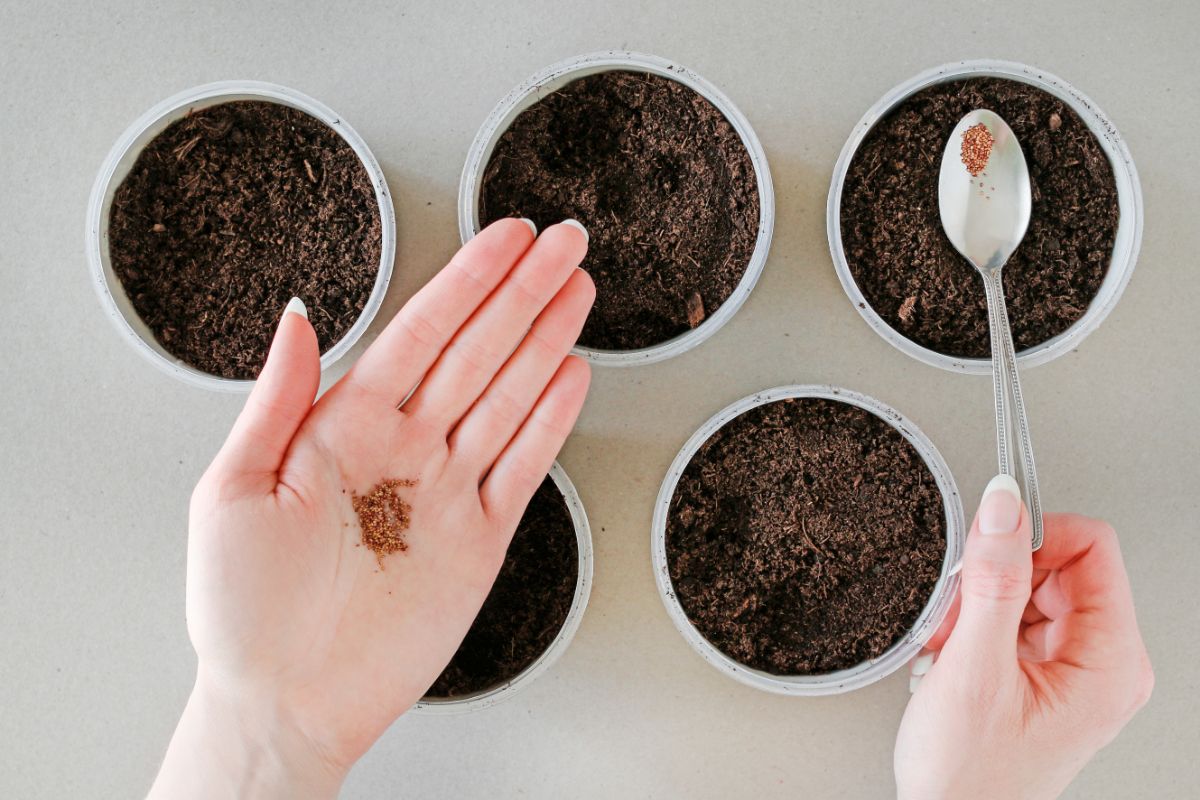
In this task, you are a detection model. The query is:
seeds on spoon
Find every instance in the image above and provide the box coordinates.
[961,122,995,176]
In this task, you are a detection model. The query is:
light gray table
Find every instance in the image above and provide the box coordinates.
[2,1,1197,797]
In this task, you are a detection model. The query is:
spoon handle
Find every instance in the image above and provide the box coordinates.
[983,270,1044,550]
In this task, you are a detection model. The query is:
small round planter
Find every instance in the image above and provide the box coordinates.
[458,51,775,367]
[85,81,396,392]
[413,461,593,714]
[651,385,965,696]
[827,60,1143,374]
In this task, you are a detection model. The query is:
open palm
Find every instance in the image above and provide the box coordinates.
[183,219,593,777]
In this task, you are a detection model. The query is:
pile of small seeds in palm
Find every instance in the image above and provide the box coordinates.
[351,479,416,566]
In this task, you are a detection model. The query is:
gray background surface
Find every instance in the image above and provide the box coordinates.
[2,1,1197,797]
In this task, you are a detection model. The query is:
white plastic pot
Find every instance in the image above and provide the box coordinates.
[652,385,965,695]
[85,81,396,391]
[827,60,1143,373]
[458,51,775,367]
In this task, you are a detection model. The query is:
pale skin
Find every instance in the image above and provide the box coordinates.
[150,219,1153,799]
[895,480,1155,799]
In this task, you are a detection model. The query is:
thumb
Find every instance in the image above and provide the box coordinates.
[940,474,1032,674]
[215,297,320,483]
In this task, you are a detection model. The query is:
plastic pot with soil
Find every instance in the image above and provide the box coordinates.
[459,51,775,366]
[86,81,396,391]
[652,386,965,695]
[415,463,593,713]
[827,60,1142,373]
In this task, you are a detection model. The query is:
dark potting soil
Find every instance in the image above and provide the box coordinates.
[840,78,1119,358]
[666,398,946,675]
[480,70,761,351]
[426,476,578,697]
[108,101,382,379]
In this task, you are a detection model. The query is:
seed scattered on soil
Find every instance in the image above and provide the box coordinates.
[352,479,417,567]
[961,122,995,176]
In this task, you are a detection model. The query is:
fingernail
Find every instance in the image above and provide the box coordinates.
[910,651,934,677]
[284,296,307,320]
[909,675,922,694]
[979,474,1021,535]
[518,217,538,237]
[560,218,589,243]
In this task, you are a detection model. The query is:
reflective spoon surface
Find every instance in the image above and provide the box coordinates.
[938,109,1043,549]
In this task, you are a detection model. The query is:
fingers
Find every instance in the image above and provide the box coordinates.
[1018,619,1054,662]
[214,299,320,486]
[345,218,537,403]
[1030,569,1072,621]
[450,269,595,472]
[1033,513,1136,620]
[480,356,591,528]
[939,474,1032,674]
[402,222,588,430]
[1031,513,1144,670]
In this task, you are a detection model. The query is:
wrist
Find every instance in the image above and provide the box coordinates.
[149,669,347,800]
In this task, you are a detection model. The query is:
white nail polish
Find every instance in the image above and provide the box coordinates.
[982,473,1021,504]
[284,296,308,320]
[909,675,922,694]
[560,218,589,243]
[911,652,934,677]
[980,473,1022,535]
[518,217,538,237]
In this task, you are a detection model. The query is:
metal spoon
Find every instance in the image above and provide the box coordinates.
[938,110,1043,549]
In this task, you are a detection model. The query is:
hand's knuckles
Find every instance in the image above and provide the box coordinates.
[525,325,565,361]
[530,408,572,440]
[397,307,447,351]
[481,383,530,427]
[961,558,1030,603]
[1087,517,1119,552]
[507,269,554,310]
[500,454,546,498]
[445,254,492,293]
[448,334,502,374]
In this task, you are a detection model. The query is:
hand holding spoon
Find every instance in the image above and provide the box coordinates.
[938,110,1044,549]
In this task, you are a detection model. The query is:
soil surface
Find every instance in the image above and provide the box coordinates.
[426,476,579,697]
[480,70,761,351]
[108,100,381,378]
[840,77,1119,358]
[666,397,946,675]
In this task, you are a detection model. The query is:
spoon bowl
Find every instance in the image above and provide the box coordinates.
[938,110,1031,271]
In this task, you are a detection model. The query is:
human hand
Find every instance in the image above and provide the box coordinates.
[149,219,594,799]
[894,476,1154,799]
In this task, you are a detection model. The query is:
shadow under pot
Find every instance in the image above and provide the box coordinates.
[827,60,1142,373]
[86,81,395,391]
[415,463,593,713]
[652,386,965,695]
[459,51,775,366]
